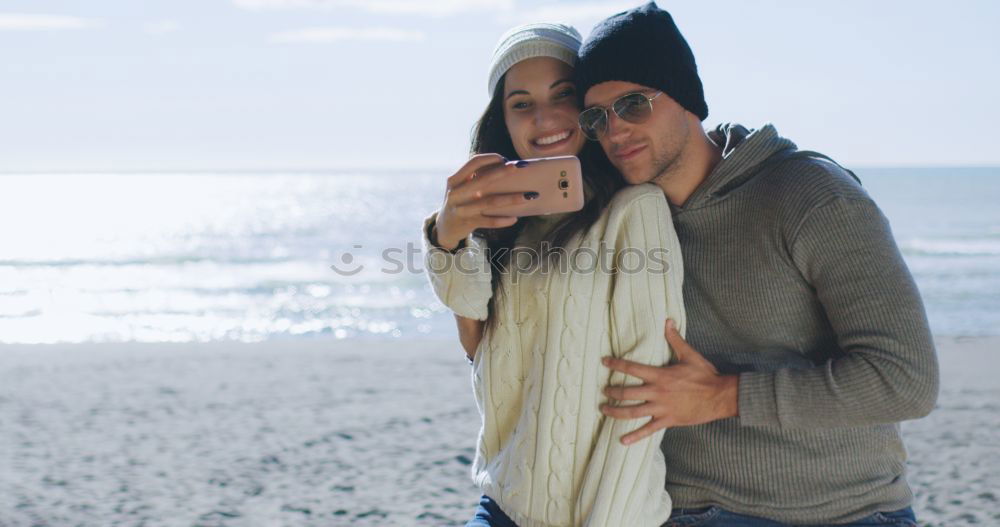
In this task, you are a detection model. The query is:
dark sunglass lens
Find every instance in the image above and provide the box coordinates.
[579,108,607,140]
[616,93,652,122]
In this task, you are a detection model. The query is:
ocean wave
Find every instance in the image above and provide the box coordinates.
[0,255,296,267]
[900,238,1000,256]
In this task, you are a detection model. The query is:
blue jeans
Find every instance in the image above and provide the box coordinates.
[663,506,917,527]
[465,496,519,527]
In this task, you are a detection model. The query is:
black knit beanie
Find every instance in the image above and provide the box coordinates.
[576,2,708,121]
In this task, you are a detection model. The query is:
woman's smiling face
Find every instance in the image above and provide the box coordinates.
[502,57,585,160]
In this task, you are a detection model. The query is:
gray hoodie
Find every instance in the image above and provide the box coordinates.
[661,123,939,524]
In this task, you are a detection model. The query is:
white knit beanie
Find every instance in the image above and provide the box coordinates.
[486,22,583,97]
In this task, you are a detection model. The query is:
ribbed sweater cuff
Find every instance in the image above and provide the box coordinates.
[738,370,780,427]
[421,213,492,321]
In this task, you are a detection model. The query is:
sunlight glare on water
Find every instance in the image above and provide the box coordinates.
[0,172,448,343]
[1,168,997,343]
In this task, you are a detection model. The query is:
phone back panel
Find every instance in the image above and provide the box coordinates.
[481,156,584,217]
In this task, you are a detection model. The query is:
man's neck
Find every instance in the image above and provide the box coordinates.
[656,130,722,207]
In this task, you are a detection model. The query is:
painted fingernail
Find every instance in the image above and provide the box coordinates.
[515,160,529,168]
[524,191,539,200]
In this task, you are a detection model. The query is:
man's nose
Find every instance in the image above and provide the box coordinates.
[605,111,632,142]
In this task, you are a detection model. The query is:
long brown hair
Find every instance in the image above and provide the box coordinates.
[470,74,625,331]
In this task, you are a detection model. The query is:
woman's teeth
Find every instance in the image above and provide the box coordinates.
[535,130,571,146]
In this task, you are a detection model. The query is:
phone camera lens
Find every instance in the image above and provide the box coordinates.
[559,180,569,190]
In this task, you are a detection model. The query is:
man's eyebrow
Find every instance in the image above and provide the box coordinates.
[585,88,644,109]
[550,78,573,89]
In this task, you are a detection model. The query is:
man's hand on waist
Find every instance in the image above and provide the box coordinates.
[600,318,739,445]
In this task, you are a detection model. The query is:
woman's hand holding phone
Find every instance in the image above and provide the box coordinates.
[434,154,528,251]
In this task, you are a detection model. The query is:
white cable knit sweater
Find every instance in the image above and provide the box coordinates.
[422,184,686,527]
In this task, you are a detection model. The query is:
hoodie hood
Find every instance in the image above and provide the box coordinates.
[678,123,797,211]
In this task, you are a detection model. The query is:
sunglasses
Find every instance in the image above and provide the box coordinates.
[578,91,663,141]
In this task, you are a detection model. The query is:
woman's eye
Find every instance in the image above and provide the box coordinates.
[511,101,530,110]
[557,88,575,98]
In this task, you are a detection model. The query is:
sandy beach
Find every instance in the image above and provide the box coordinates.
[1,336,997,527]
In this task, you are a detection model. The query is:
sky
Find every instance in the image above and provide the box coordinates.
[1,0,998,172]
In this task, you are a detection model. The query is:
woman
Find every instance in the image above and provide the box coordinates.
[422,23,686,527]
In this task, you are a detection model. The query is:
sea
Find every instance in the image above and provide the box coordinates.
[1,168,997,344]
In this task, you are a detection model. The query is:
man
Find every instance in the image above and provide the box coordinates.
[574,3,939,526]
